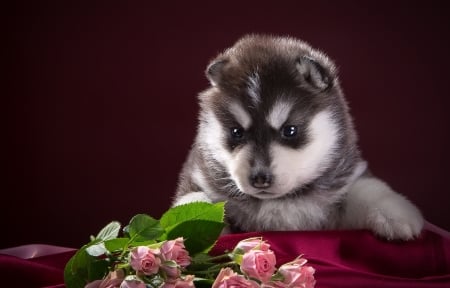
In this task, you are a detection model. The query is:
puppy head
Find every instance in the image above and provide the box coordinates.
[197,34,355,199]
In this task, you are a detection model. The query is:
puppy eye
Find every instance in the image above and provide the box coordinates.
[230,127,244,139]
[281,125,298,138]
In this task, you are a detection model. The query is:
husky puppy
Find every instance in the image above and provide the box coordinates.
[173,34,424,240]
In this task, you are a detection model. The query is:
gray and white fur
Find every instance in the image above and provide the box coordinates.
[173,34,423,240]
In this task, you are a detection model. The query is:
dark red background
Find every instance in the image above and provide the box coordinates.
[3,1,450,249]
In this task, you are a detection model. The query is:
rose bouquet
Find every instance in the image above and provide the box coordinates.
[64,202,315,288]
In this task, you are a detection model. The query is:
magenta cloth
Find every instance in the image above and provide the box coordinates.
[1,225,449,288]
[0,245,75,288]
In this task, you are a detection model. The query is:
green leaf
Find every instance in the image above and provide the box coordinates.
[186,253,216,274]
[71,241,99,274]
[163,260,178,268]
[128,214,164,242]
[159,202,226,254]
[95,221,121,241]
[64,238,112,288]
[166,219,225,255]
[103,237,130,253]
[86,258,109,282]
[64,248,99,288]
[64,253,86,288]
[160,202,225,231]
[86,242,107,257]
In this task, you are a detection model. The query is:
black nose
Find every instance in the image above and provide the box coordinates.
[250,172,272,189]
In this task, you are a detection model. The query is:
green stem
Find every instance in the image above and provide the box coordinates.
[118,234,138,260]
[206,253,232,262]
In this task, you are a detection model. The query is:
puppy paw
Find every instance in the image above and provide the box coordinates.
[367,197,424,241]
[172,192,212,207]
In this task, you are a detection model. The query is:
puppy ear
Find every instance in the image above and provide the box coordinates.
[296,56,332,90]
[206,57,228,87]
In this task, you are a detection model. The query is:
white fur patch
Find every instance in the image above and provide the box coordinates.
[173,192,212,206]
[197,109,252,197]
[229,102,252,129]
[257,198,327,230]
[192,165,212,194]
[228,145,252,193]
[197,111,232,166]
[199,108,253,197]
[270,110,338,196]
[247,72,261,105]
[342,177,424,240]
[266,100,293,129]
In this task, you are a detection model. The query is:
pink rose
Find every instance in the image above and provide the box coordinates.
[212,268,260,288]
[241,249,277,283]
[130,246,161,275]
[160,261,181,279]
[85,280,103,288]
[162,275,195,288]
[233,237,271,254]
[160,237,191,268]
[85,269,125,288]
[277,257,316,288]
[296,265,316,288]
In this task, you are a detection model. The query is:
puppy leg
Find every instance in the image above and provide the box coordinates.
[172,192,212,207]
[341,176,424,240]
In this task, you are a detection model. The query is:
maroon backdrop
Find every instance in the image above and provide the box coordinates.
[3,1,450,249]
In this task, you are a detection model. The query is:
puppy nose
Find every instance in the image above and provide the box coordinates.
[250,172,272,189]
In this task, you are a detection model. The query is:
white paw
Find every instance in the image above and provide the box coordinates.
[172,192,212,207]
[367,196,424,240]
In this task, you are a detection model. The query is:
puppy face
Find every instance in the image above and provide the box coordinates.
[197,35,348,199]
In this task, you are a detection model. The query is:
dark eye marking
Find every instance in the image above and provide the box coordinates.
[281,125,298,138]
[230,127,244,139]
